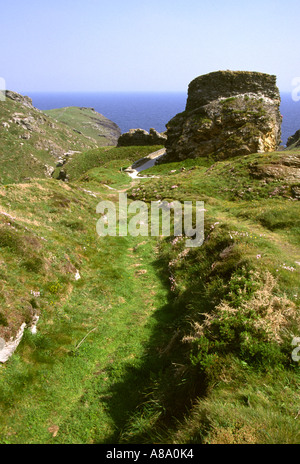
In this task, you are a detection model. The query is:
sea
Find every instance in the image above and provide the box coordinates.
[27,91,300,146]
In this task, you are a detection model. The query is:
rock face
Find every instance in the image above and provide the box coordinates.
[5,90,36,109]
[117,128,167,147]
[165,71,282,161]
[286,129,300,148]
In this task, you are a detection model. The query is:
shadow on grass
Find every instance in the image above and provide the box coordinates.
[96,250,207,444]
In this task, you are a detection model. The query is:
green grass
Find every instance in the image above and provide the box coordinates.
[0,144,299,444]
[0,174,173,443]
[44,107,120,147]
[53,145,161,182]
[172,359,300,444]
[0,96,101,184]
[0,234,172,444]
[120,148,300,443]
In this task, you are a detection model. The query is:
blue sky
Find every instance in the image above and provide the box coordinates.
[1,0,299,92]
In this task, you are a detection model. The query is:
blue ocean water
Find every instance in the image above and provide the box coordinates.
[278,92,300,144]
[27,91,300,145]
[28,92,187,135]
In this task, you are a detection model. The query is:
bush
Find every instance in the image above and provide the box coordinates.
[184,271,298,370]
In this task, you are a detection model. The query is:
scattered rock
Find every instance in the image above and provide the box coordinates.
[44,165,55,177]
[291,186,300,199]
[29,314,40,335]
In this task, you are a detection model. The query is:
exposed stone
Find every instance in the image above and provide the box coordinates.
[117,128,167,147]
[44,164,55,177]
[6,90,36,110]
[165,71,282,161]
[0,323,26,363]
[291,186,300,199]
[248,153,300,182]
[286,129,300,148]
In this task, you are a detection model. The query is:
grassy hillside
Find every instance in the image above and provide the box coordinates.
[0,143,299,444]
[44,106,121,147]
[52,145,163,185]
[0,92,118,184]
[123,149,300,443]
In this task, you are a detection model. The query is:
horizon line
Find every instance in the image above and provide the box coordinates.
[18,89,188,94]
[12,89,294,95]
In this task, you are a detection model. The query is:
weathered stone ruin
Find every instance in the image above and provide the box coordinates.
[164,70,282,161]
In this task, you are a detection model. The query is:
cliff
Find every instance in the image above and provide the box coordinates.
[164,70,282,161]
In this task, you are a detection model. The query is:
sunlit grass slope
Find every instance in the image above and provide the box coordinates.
[0,144,299,444]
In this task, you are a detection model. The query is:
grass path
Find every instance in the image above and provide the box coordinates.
[0,233,170,444]
[2,146,298,445]
[0,165,174,444]
[210,204,300,261]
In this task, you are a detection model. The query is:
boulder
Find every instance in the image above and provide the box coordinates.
[165,70,282,161]
[117,128,167,147]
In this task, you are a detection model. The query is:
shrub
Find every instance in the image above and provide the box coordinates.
[183,271,298,369]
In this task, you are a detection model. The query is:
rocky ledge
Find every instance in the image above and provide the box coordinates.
[6,90,36,109]
[164,70,282,161]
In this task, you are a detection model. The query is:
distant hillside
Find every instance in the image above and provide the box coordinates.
[44,106,121,147]
[0,92,119,184]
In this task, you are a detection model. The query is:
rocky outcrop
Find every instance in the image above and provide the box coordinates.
[286,129,300,148]
[6,90,36,109]
[117,128,167,147]
[165,71,282,161]
[249,153,300,183]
